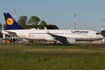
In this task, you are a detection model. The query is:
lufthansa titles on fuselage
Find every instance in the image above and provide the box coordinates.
[71,30,89,33]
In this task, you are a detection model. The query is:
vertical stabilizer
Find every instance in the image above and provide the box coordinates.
[4,13,23,30]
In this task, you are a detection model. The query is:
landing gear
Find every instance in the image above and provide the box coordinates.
[53,41,56,45]
[89,41,92,46]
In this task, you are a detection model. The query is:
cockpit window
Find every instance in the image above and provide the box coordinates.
[96,33,100,35]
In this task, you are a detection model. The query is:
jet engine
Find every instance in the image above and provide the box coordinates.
[60,38,76,44]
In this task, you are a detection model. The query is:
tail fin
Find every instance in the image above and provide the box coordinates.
[4,13,23,30]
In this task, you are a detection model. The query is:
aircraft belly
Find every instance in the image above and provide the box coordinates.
[76,38,102,41]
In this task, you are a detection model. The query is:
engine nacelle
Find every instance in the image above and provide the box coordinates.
[61,38,76,44]
[45,37,56,41]
[66,38,76,44]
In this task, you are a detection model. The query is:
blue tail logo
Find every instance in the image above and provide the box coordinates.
[4,13,23,30]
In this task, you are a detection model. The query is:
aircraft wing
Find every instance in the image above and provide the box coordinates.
[44,27,66,41]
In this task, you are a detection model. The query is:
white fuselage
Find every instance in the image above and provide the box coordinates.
[2,29,104,42]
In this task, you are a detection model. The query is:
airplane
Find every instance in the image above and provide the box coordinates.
[2,13,104,45]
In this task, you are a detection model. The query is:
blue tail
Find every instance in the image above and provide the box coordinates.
[4,13,23,30]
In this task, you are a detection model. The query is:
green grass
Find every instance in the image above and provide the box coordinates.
[0,43,105,70]
[0,52,105,70]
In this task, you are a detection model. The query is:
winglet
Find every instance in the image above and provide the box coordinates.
[37,27,39,30]
[44,27,51,34]
[44,27,47,30]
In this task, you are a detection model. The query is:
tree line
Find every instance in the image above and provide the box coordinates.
[3,16,56,30]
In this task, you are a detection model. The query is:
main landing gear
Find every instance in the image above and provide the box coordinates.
[89,41,92,46]
[53,41,56,45]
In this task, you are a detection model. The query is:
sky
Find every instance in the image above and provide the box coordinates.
[0,0,105,31]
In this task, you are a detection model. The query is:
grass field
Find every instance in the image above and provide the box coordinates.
[0,43,105,70]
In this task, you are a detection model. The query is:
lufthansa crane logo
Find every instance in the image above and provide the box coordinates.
[6,18,14,25]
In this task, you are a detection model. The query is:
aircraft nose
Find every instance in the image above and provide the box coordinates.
[100,35,104,39]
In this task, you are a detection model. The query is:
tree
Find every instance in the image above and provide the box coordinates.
[39,20,47,29]
[40,20,47,26]
[3,24,7,30]
[0,22,2,30]
[17,16,27,28]
[28,16,40,26]
[101,30,105,37]
[0,22,2,37]
[0,32,2,38]
[46,24,55,29]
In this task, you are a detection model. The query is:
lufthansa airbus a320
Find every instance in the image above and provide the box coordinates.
[2,13,104,45]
